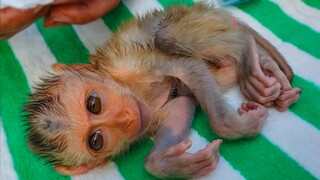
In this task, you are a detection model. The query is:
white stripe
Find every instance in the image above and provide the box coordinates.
[225,6,320,87]
[193,0,221,7]
[224,87,320,178]
[271,0,320,32]
[8,24,56,88]
[263,109,320,178]
[187,130,245,180]
[73,19,112,52]
[0,119,18,180]
[73,161,124,180]
[121,0,163,17]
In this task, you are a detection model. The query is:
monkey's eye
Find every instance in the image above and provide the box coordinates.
[89,130,103,151]
[87,93,101,114]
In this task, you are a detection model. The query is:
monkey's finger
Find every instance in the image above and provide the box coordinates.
[249,73,279,92]
[187,146,219,175]
[241,102,257,111]
[238,107,247,115]
[271,70,291,91]
[238,103,251,113]
[274,98,295,112]
[252,66,279,88]
[44,0,119,27]
[275,90,301,111]
[252,79,281,99]
[245,80,280,103]
[277,88,301,101]
[165,139,192,157]
[193,159,219,178]
[190,139,221,163]
[246,101,267,117]
[261,57,292,91]
[188,153,217,173]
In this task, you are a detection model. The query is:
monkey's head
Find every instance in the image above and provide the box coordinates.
[24,64,143,175]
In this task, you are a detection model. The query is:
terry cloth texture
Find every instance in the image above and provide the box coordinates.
[0,0,319,179]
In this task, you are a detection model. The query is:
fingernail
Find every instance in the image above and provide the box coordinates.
[217,139,223,145]
[299,88,303,94]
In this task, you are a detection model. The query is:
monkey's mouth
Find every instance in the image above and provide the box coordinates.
[136,99,151,132]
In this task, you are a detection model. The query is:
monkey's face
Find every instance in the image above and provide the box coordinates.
[60,76,142,162]
[25,69,144,172]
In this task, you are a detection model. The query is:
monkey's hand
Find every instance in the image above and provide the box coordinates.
[237,101,268,136]
[214,101,267,139]
[239,37,282,106]
[240,53,301,112]
[240,56,282,107]
[259,56,301,111]
[145,139,221,179]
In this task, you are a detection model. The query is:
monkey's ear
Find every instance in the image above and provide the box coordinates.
[52,63,97,72]
[54,159,107,175]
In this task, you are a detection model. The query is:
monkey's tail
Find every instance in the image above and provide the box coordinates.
[238,21,293,82]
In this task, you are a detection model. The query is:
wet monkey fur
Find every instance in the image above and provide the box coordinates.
[24,3,301,179]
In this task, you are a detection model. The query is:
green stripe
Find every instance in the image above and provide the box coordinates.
[0,41,69,180]
[35,18,89,64]
[302,0,320,10]
[114,139,160,180]
[290,75,320,129]
[157,0,194,8]
[237,0,320,59]
[192,109,316,179]
[101,1,134,32]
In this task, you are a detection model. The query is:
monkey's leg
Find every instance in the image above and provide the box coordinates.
[239,37,301,110]
[145,97,221,178]
[239,37,282,105]
[259,55,301,111]
[160,57,268,139]
[237,21,294,82]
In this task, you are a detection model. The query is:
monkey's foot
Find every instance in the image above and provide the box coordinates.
[237,101,268,137]
[274,88,301,112]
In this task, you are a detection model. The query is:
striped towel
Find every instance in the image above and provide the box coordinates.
[1,0,319,179]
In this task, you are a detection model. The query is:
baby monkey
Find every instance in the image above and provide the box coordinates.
[24,3,301,179]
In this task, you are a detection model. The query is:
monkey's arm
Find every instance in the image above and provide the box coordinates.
[154,20,300,111]
[145,97,221,178]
